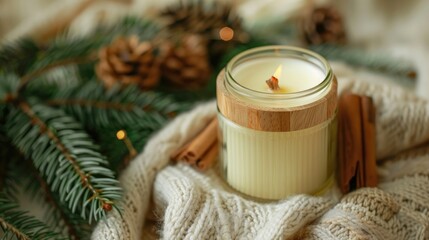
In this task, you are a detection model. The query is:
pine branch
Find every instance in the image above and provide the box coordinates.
[43,82,195,171]
[0,134,23,201]
[0,193,65,240]
[17,55,96,95]
[5,101,122,223]
[0,38,40,75]
[47,99,136,111]
[27,164,91,240]
[22,66,82,101]
[0,88,25,201]
[25,17,159,76]
[0,73,20,105]
[1,17,158,76]
[1,110,90,239]
[0,157,6,193]
[46,82,190,129]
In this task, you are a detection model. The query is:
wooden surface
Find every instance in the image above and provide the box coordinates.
[217,69,338,132]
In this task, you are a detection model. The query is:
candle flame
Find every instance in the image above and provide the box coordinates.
[273,65,282,80]
[266,65,283,91]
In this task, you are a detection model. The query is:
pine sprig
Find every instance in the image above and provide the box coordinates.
[26,36,108,77]
[0,39,40,75]
[27,164,91,240]
[17,54,96,95]
[45,81,190,129]
[0,193,65,240]
[0,73,20,105]
[43,82,194,169]
[23,66,82,101]
[5,101,122,223]
[27,17,159,75]
[0,17,159,96]
[0,158,5,193]
[0,136,24,201]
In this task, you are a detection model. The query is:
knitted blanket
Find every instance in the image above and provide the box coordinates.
[92,63,429,239]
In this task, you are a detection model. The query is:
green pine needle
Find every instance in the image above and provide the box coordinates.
[0,74,19,104]
[23,66,82,101]
[30,16,159,76]
[0,193,66,240]
[5,101,122,224]
[0,39,40,76]
[46,81,188,129]
[26,166,92,240]
[28,38,99,74]
[0,136,23,202]
[44,81,195,170]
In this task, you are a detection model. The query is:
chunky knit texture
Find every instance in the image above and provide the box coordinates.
[92,63,429,239]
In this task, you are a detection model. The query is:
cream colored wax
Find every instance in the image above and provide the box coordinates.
[220,57,335,200]
[233,58,325,94]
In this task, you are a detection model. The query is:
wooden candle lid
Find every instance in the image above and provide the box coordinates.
[216,69,337,132]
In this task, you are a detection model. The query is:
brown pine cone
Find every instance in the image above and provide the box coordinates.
[96,36,160,90]
[160,34,211,90]
[160,1,247,42]
[302,7,347,45]
[160,1,249,61]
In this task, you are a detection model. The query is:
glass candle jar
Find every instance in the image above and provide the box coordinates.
[216,46,337,200]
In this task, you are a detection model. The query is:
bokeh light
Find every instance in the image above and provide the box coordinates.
[219,26,234,41]
[116,130,126,140]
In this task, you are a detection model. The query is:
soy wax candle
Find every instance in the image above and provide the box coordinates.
[217,46,337,200]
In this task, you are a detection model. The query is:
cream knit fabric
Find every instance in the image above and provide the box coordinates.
[92,63,429,239]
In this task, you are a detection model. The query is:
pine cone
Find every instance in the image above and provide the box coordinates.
[160,1,248,60]
[160,34,211,90]
[96,36,160,90]
[302,7,347,45]
[161,1,245,39]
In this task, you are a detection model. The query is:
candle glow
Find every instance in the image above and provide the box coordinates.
[266,65,283,91]
[273,65,282,80]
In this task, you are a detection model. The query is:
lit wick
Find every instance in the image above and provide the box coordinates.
[266,65,282,91]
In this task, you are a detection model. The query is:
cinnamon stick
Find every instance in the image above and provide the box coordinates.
[195,141,219,171]
[338,94,363,193]
[361,96,378,187]
[176,118,218,164]
[170,142,191,161]
[338,93,378,194]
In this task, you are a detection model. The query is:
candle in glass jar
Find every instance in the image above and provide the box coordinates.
[217,46,338,200]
